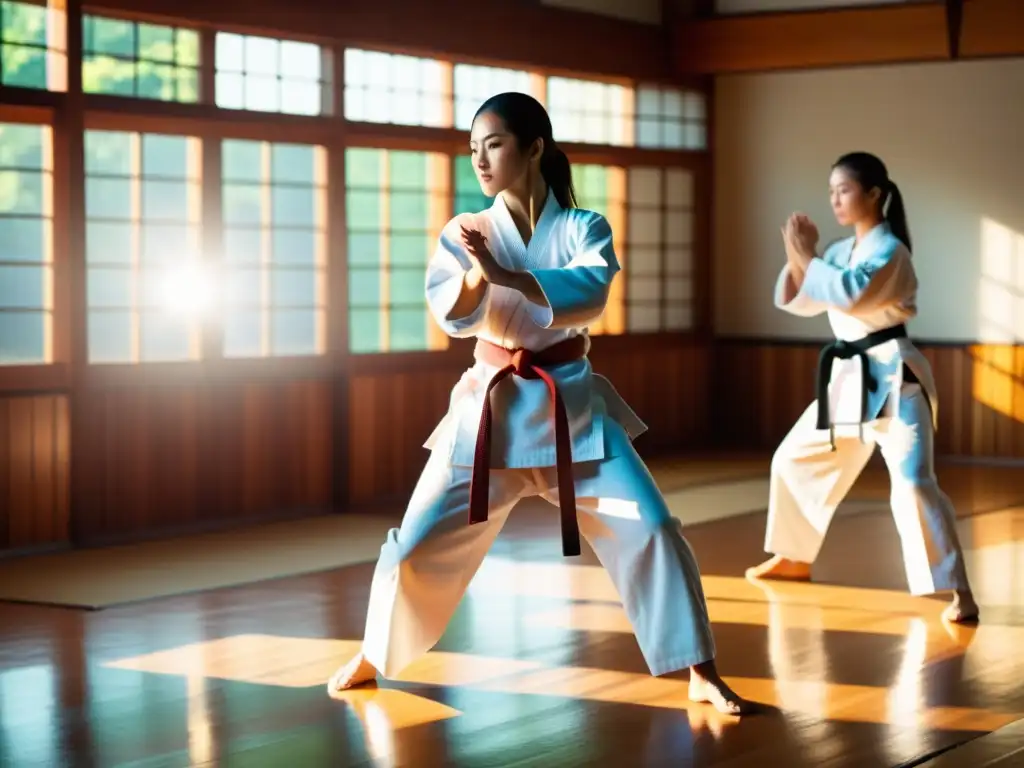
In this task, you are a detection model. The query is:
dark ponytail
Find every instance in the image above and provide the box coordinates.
[473,92,577,209]
[832,151,912,252]
[539,144,577,209]
[884,181,912,252]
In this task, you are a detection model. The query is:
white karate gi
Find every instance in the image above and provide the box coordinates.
[358,190,716,679]
[765,222,970,596]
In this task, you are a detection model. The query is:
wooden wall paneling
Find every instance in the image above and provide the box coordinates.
[71,380,333,545]
[589,338,712,453]
[347,364,466,507]
[0,396,71,552]
[345,338,714,507]
[712,340,1024,461]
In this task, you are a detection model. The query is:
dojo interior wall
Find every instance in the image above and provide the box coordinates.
[709,57,1024,456]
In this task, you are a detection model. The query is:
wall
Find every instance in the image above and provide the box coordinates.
[714,58,1024,341]
[712,58,1024,457]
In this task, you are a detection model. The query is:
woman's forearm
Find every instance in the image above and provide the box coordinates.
[446,266,488,321]
[503,270,548,307]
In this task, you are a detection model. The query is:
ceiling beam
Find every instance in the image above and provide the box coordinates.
[86,0,673,81]
[959,0,1024,58]
[672,0,1024,75]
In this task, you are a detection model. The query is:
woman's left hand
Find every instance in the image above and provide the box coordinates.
[461,226,510,286]
[786,213,819,256]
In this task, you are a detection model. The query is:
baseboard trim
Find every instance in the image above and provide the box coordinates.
[711,336,1017,349]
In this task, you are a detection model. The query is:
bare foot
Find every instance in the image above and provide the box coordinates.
[326,652,379,695]
[689,661,756,716]
[942,590,980,624]
[745,555,812,582]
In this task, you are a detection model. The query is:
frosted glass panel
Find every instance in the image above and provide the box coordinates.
[628,167,661,206]
[684,123,706,151]
[344,147,449,353]
[344,48,449,128]
[454,64,534,130]
[665,276,691,302]
[631,86,706,150]
[628,304,660,333]
[84,129,201,364]
[628,208,661,246]
[666,169,694,207]
[665,303,692,331]
[682,91,705,121]
[548,76,630,146]
[214,32,325,116]
[629,246,660,276]
[636,86,660,117]
[665,247,693,277]
[666,212,693,246]
[220,139,327,358]
[628,276,661,303]
[0,121,52,365]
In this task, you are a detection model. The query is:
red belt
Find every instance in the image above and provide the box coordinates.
[470,335,589,557]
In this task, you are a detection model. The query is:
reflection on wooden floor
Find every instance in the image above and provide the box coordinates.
[1,460,1023,766]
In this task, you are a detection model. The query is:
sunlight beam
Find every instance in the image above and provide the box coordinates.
[975,217,1024,420]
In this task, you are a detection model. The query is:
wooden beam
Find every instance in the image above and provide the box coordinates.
[85,0,672,82]
[960,0,1024,58]
[946,0,964,60]
[672,0,1024,75]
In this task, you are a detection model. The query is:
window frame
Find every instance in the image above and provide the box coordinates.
[3,9,711,388]
[0,104,72,391]
[0,0,69,93]
[78,108,345,384]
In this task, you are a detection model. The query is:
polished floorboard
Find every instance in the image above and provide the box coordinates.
[1,459,1023,767]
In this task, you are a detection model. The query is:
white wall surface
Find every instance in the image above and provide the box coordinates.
[713,58,1024,341]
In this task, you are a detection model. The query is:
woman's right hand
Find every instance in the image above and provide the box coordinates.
[785,213,819,254]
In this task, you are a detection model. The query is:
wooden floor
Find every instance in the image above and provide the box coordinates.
[1,459,1023,767]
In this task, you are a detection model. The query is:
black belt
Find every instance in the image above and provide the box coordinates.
[815,323,909,450]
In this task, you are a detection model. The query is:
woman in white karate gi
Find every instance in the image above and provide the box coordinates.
[328,92,752,715]
[746,151,979,624]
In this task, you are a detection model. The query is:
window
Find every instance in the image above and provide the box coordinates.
[0,121,52,365]
[0,0,66,91]
[574,163,626,335]
[547,76,632,147]
[215,33,329,116]
[344,49,449,128]
[82,15,199,102]
[452,64,539,130]
[345,148,450,354]
[663,169,694,331]
[84,130,203,363]
[635,85,706,151]
[573,164,695,334]
[452,154,491,216]
[625,167,694,332]
[221,139,327,358]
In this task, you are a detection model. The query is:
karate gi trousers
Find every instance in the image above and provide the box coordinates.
[764,384,970,596]
[359,420,715,679]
